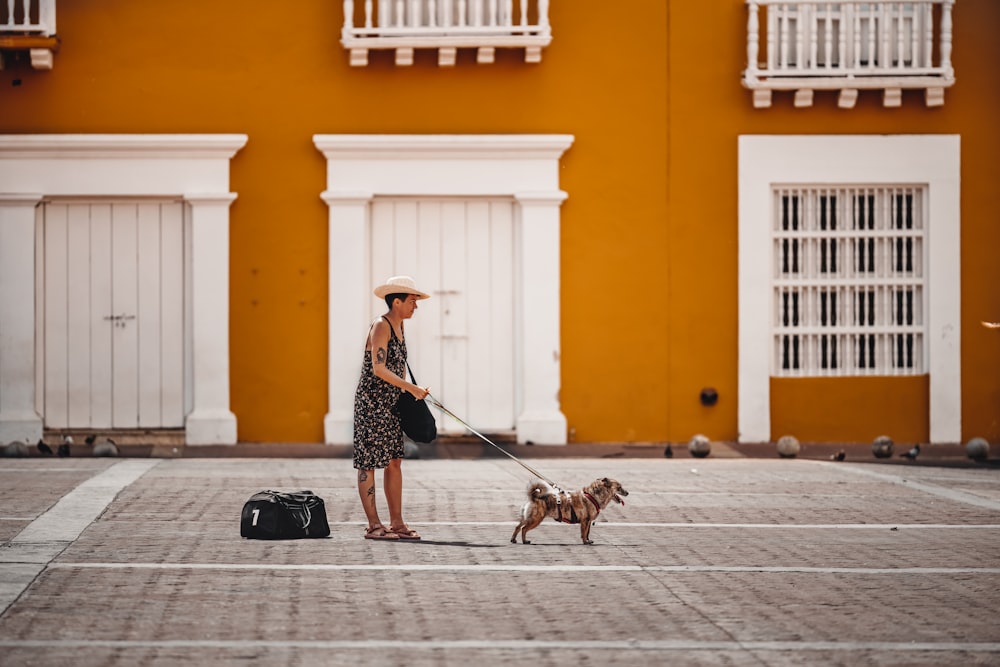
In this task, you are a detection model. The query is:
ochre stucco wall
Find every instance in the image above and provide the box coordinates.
[666,0,1000,444]
[1,0,997,444]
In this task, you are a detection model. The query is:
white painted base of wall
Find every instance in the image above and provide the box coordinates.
[0,415,43,444]
[185,410,238,446]
[516,411,569,446]
[324,412,353,446]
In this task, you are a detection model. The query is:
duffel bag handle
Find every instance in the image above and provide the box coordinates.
[268,490,314,530]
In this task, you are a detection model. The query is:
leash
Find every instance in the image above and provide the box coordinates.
[425,393,562,489]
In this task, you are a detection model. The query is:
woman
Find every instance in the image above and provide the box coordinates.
[353,276,430,540]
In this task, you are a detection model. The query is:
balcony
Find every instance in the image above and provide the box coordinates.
[0,0,57,69]
[341,0,552,66]
[743,1,955,108]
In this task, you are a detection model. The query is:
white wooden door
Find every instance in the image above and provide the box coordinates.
[39,201,185,429]
[370,198,517,434]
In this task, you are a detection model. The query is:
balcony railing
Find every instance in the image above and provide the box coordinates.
[341,0,552,66]
[0,0,57,69]
[743,1,955,108]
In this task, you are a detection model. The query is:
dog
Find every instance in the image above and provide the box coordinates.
[510,477,628,545]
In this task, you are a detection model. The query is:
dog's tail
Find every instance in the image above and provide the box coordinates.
[528,480,553,500]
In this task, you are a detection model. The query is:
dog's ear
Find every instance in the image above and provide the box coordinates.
[602,477,611,486]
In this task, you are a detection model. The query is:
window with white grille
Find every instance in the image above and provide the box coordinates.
[772,186,926,377]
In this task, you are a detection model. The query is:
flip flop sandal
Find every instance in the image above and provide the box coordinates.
[364,525,399,540]
[389,526,421,540]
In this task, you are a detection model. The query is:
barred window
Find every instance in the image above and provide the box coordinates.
[772,186,926,377]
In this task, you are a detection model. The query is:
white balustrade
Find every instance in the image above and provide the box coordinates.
[342,0,552,66]
[1,0,57,69]
[1,0,56,34]
[743,1,955,107]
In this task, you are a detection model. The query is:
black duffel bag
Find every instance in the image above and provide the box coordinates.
[240,490,330,539]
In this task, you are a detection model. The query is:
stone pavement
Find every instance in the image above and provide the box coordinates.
[0,454,998,666]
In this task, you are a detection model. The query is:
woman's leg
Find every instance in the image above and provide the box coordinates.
[357,468,382,529]
[384,458,403,528]
[384,458,420,538]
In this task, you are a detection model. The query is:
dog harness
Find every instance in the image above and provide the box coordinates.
[554,491,602,524]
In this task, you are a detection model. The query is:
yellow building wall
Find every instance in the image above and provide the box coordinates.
[1,0,997,444]
[771,377,930,443]
[0,1,670,443]
[666,0,1000,444]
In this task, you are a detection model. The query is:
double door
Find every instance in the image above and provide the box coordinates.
[370,198,517,435]
[38,201,186,429]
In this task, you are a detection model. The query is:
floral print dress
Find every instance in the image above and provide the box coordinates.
[353,317,406,469]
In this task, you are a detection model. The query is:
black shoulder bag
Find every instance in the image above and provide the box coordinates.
[396,361,437,443]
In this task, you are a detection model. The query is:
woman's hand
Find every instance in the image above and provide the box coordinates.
[409,385,430,400]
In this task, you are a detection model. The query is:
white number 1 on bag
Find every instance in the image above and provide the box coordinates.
[251,508,260,526]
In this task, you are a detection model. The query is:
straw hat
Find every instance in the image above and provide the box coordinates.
[373,275,430,300]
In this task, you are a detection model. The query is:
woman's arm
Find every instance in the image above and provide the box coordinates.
[370,320,429,399]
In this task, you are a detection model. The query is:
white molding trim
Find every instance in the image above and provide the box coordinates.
[738,134,961,444]
[0,134,248,445]
[314,134,575,446]
[0,194,45,442]
[0,134,249,159]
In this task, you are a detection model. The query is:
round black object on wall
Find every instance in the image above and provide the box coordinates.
[699,387,718,407]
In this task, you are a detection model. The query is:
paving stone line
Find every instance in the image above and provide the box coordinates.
[0,459,160,615]
[44,562,1000,575]
[803,460,1000,511]
[1,638,999,653]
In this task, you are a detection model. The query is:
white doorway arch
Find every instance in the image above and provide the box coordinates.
[314,134,574,445]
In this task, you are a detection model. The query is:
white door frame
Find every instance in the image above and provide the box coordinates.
[0,134,247,445]
[314,134,575,445]
[738,134,961,444]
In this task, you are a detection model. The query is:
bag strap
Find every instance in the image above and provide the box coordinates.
[363,319,378,352]
[367,317,419,388]
[405,360,418,385]
[381,315,404,343]
[280,491,316,502]
[270,491,314,530]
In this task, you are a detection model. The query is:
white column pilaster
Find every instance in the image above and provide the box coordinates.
[184,193,238,445]
[514,191,568,445]
[928,140,962,444]
[322,191,373,444]
[0,194,44,442]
